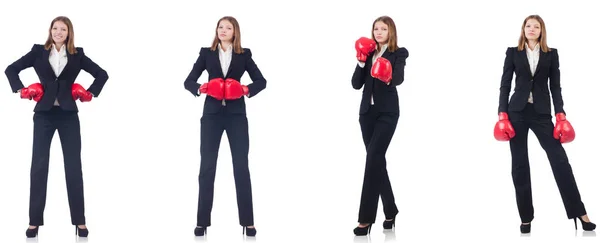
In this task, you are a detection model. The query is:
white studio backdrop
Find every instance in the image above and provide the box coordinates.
[0,0,598,242]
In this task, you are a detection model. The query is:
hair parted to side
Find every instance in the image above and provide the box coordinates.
[44,16,77,55]
[211,16,244,54]
[518,15,550,52]
[371,16,399,53]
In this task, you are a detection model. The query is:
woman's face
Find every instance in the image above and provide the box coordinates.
[51,21,68,45]
[373,21,389,44]
[524,18,541,42]
[217,20,234,43]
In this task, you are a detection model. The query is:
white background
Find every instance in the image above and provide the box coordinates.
[0,0,598,242]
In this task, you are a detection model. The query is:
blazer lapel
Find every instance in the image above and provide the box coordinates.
[366,50,390,72]
[225,52,237,78]
[533,50,548,77]
[210,50,223,77]
[58,51,74,79]
[381,50,392,62]
[517,49,533,78]
[364,50,390,76]
[41,48,57,79]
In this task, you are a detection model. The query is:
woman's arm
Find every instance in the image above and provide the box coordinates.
[5,44,38,93]
[498,47,515,114]
[244,49,266,98]
[388,47,409,86]
[80,48,109,97]
[549,48,565,114]
[184,48,207,96]
[351,62,366,90]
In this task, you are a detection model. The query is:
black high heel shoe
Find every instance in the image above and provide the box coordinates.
[574,217,596,231]
[243,226,257,236]
[353,224,372,236]
[520,223,531,233]
[75,225,89,237]
[25,226,39,238]
[194,226,207,236]
[383,217,396,229]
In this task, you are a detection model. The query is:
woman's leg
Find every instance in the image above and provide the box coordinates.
[508,110,533,224]
[225,115,254,226]
[357,112,399,224]
[529,115,587,219]
[56,110,86,226]
[29,112,57,226]
[197,114,226,227]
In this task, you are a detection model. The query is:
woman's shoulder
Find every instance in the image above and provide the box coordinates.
[241,47,252,55]
[29,44,44,51]
[198,47,212,54]
[391,47,408,58]
[502,47,519,56]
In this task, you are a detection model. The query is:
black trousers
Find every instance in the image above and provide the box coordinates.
[30,106,85,226]
[197,112,254,227]
[508,103,586,223]
[357,105,399,223]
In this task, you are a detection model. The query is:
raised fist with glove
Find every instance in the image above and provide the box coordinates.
[72,83,93,102]
[20,83,44,102]
[355,37,376,63]
[494,112,516,141]
[199,78,226,100]
[224,78,249,100]
[371,57,392,84]
[553,113,575,143]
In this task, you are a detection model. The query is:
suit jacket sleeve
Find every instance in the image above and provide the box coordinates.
[549,48,565,114]
[184,48,207,96]
[498,47,514,113]
[5,44,38,93]
[351,62,366,90]
[389,47,409,86]
[79,48,109,97]
[244,49,267,98]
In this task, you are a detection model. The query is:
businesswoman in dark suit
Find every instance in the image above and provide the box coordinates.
[5,16,108,238]
[494,15,595,233]
[351,15,408,236]
[184,16,266,237]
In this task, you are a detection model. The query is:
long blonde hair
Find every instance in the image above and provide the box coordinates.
[371,16,399,53]
[210,16,244,54]
[44,16,77,55]
[517,15,550,52]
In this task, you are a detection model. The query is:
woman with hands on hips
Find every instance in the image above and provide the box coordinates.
[494,14,595,233]
[351,15,409,236]
[5,16,108,238]
[183,16,266,237]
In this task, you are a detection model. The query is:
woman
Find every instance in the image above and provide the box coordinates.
[351,15,409,236]
[183,16,266,237]
[494,15,596,233]
[5,16,109,238]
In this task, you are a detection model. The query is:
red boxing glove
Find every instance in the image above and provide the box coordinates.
[371,57,392,83]
[553,113,575,143]
[199,78,225,100]
[72,83,93,102]
[20,83,44,102]
[224,78,249,100]
[355,37,376,62]
[494,112,516,141]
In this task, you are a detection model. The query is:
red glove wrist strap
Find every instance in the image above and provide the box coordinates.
[242,85,249,95]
